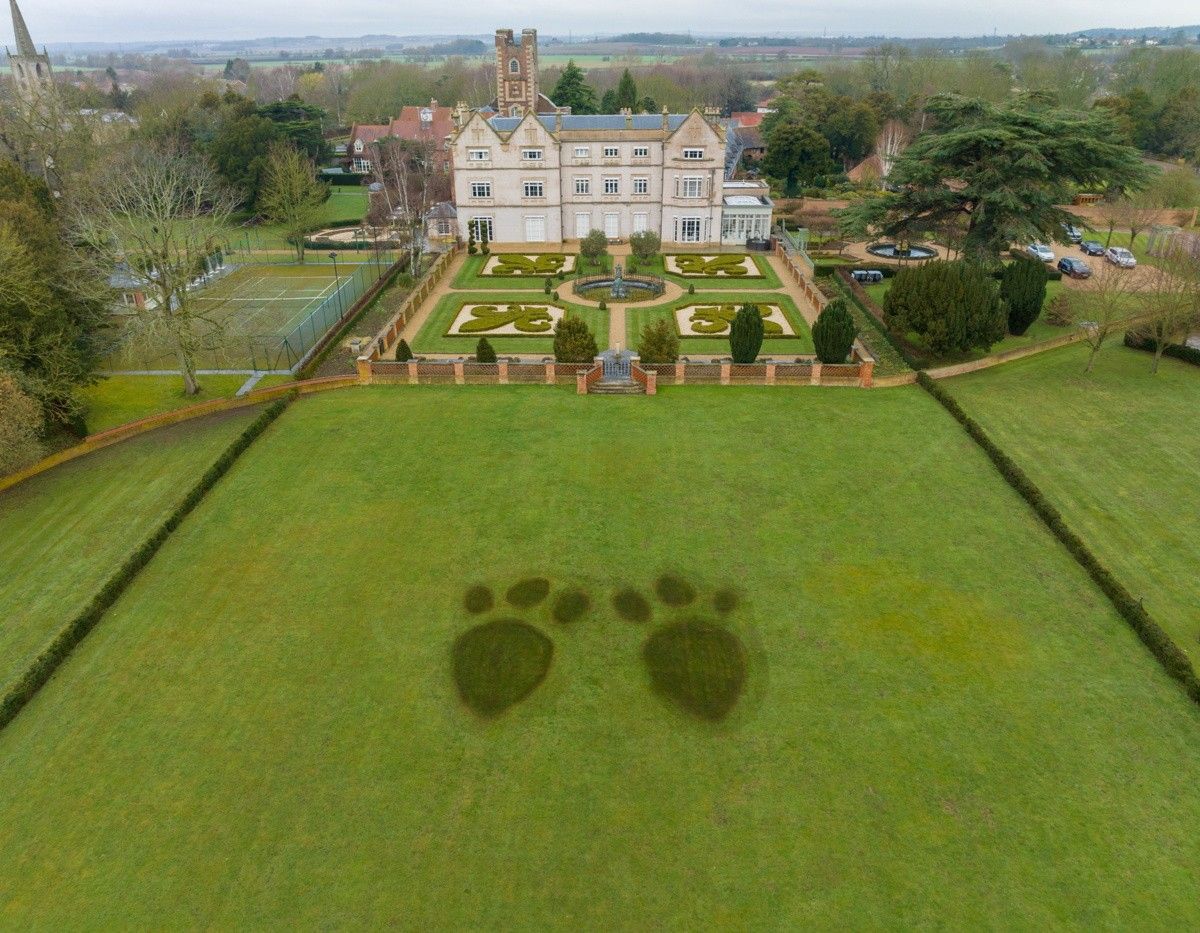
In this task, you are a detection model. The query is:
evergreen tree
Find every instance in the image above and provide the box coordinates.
[1000,257,1049,336]
[479,223,489,255]
[839,94,1149,260]
[475,337,497,363]
[812,299,857,363]
[396,338,413,362]
[600,89,619,114]
[579,229,608,266]
[616,69,638,111]
[551,61,598,115]
[883,261,1007,355]
[637,317,679,364]
[729,304,765,363]
[762,121,832,196]
[553,315,599,363]
[467,224,477,255]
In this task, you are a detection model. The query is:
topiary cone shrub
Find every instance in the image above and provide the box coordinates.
[598,299,607,311]
[688,283,695,295]
[553,314,599,363]
[396,339,413,362]
[729,304,764,363]
[467,226,477,256]
[1001,256,1048,336]
[812,298,857,363]
[544,277,552,294]
[475,337,497,363]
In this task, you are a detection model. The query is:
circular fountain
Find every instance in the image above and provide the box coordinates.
[865,241,938,260]
[572,263,665,303]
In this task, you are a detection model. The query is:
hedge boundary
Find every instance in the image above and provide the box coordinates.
[917,372,1200,706]
[1123,331,1200,367]
[0,395,294,733]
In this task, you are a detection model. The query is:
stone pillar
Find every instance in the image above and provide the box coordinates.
[545,362,556,385]
[720,362,731,385]
[645,371,657,396]
[859,360,875,388]
[407,360,419,385]
[355,356,372,385]
[576,371,587,395]
[810,362,822,386]
[498,360,509,385]
[675,361,686,385]
[453,361,465,385]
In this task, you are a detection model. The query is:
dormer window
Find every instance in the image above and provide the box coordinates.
[354,140,364,153]
[509,58,520,74]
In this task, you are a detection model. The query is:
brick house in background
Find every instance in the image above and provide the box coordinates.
[346,100,456,176]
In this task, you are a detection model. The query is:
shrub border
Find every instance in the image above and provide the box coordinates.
[1123,331,1200,367]
[442,301,570,339]
[476,253,575,277]
[917,372,1200,706]
[0,395,295,733]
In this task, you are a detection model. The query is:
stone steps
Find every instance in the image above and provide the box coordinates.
[588,380,645,396]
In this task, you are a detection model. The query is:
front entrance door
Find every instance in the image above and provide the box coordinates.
[575,212,591,239]
[632,212,648,234]
[524,215,546,243]
[603,213,619,239]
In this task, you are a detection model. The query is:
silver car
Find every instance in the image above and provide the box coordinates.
[1026,242,1055,263]
[1104,246,1137,268]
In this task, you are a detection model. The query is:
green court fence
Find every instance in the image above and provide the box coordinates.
[105,255,398,374]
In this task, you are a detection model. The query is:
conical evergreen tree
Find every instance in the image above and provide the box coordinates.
[615,69,638,111]
[551,61,598,115]
[729,304,765,363]
[812,298,857,363]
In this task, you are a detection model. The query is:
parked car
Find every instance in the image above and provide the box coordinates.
[1105,246,1137,268]
[1057,257,1092,279]
[1061,223,1083,244]
[1081,240,1105,256]
[1026,242,1055,263]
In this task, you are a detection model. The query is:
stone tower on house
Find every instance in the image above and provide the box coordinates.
[494,28,539,116]
[6,0,53,104]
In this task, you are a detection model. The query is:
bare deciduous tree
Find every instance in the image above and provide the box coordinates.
[370,136,451,274]
[73,145,240,395]
[1133,240,1200,373]
[1072,261,1142,373]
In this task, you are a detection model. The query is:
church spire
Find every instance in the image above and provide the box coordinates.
[10,0,37,58]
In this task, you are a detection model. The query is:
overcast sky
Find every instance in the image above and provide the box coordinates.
[10,0,1198,45]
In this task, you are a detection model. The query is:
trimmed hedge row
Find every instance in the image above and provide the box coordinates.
[0,396,295,733]
[917,372,1200,706]
[1124,331,1200,367]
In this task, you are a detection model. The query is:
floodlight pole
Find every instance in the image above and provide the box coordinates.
[330,251,344,317]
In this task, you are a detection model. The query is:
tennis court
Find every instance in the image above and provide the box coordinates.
[105,259,390,373]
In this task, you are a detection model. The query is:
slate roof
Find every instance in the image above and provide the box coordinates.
[488,114,690,133]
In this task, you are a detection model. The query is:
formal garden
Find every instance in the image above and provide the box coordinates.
[410,232,826,365]
[2,386,1199,926]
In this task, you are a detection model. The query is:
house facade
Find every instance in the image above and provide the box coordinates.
[450,108,770,246]
[347,100,456,175]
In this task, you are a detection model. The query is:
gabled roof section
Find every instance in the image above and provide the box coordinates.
[450,108,505,146]
[667,109,726,144]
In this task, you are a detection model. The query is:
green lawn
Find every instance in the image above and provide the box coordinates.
[945,342,1200,659]
[82,374,293,434]
[411,291,609,355]
[0,408,261,696]
[625,293,814,355]
[234,185,370,251]
[0,387,1198,926]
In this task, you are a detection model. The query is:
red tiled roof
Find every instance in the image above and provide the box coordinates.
[388,104,456,144]
[730,111,764,128]
[349,123,392,148]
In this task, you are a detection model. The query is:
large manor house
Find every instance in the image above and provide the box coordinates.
[450,28,773,247]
